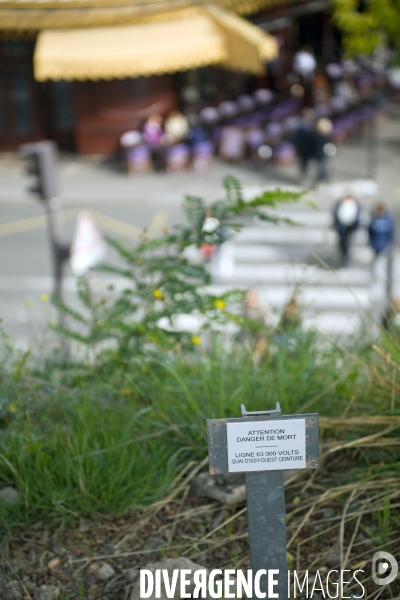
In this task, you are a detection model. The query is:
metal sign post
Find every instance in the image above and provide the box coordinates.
[206,402,319,599]
[20,141,71,305]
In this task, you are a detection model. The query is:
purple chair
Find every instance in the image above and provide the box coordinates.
[269,98,302,121]
[326,63,342,81]
[192,141,214,171]
[273,141,296,165]
[237,94,256,113]
[232,115,258,127]
[165,143,190,172]
[264,122,283,147]
[199,107,219,126]
[212,126,224,144]
[254,88,274,106]
[217,101,239,120]
[245,128,265,153]
[331,96,349,114]
[315,104,332,119]
[332,118,350,144]
[218,126,246,161]
[126,145,152,174]
[282,115,302,134]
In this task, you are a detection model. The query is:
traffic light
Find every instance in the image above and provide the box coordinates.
[19,141,58,201]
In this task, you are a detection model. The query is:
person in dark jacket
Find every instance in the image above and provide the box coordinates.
[333,194,361,265]
[368,203,394,255]
[291,109,317,180]
[314,118,333,182]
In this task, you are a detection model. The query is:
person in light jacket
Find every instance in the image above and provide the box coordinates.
[333,194,361,265]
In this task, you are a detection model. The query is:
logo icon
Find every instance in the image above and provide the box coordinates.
[372,552,398,585]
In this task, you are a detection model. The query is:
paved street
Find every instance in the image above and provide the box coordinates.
[211,202,392,337]
[1,110,400,347]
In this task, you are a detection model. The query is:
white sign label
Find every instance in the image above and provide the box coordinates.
[227,419,306,472]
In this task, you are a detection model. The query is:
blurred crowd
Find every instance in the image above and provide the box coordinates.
[119,44,393,176]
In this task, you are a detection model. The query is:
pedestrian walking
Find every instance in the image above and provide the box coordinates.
[333,194,361,265]
[368,203,395,328]
[368,203,394,256]
[291,109,317,181]
[292,110,331,183]
[315,118,333,182]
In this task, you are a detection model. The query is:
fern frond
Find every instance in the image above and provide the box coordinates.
[223,175,244,206]
[182,195,206,233]
[51,296,88,325]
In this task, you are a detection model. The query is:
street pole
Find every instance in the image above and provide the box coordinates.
[45,197,70,321]
[383,247,393,329]
[20,141,71,330]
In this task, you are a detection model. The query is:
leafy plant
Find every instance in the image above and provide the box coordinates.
[333,0,400,61]
[51,177,302,360]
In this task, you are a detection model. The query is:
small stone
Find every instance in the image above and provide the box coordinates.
[321,508,335,519]
[34,585,60,600]
[96,563,116,581]
[326,551,341,567]
[48,558,60,570]
[191,472,246,505]
[126,568,140,582]
[41,531,50,544]
[0,486,20,505]
[192,471,300,505]
[87,563,100,573]
[79,519,89,533]
[87,563,99,574]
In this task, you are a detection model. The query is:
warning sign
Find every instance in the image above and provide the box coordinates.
[70,212,107,276]
[227,418,306,472]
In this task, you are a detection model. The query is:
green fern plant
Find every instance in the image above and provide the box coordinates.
[52,177,303,360]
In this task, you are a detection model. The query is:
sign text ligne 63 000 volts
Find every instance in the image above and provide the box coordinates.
[227,418,306,472]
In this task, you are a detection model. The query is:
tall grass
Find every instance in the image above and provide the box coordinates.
[0,331,399,527]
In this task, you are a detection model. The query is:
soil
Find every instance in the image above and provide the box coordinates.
[1,462,399,600]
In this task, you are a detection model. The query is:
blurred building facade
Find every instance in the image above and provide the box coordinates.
[0,0,334,154]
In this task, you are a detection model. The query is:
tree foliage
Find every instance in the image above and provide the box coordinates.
[333,0,400,60]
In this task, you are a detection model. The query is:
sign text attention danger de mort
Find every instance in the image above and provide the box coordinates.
[227,419,306,472]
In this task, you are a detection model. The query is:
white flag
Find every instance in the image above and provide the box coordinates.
[70,212,107,276]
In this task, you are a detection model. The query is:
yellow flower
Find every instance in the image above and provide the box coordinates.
[41,293,49,303]
[214,299,226,310]
[153,289,163,299]
[26,299,34,309]
[9,404,17,414]
[191,336,201,346]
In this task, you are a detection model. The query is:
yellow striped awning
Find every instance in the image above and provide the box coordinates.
[0,0,289,32]
[33,6,278,81]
